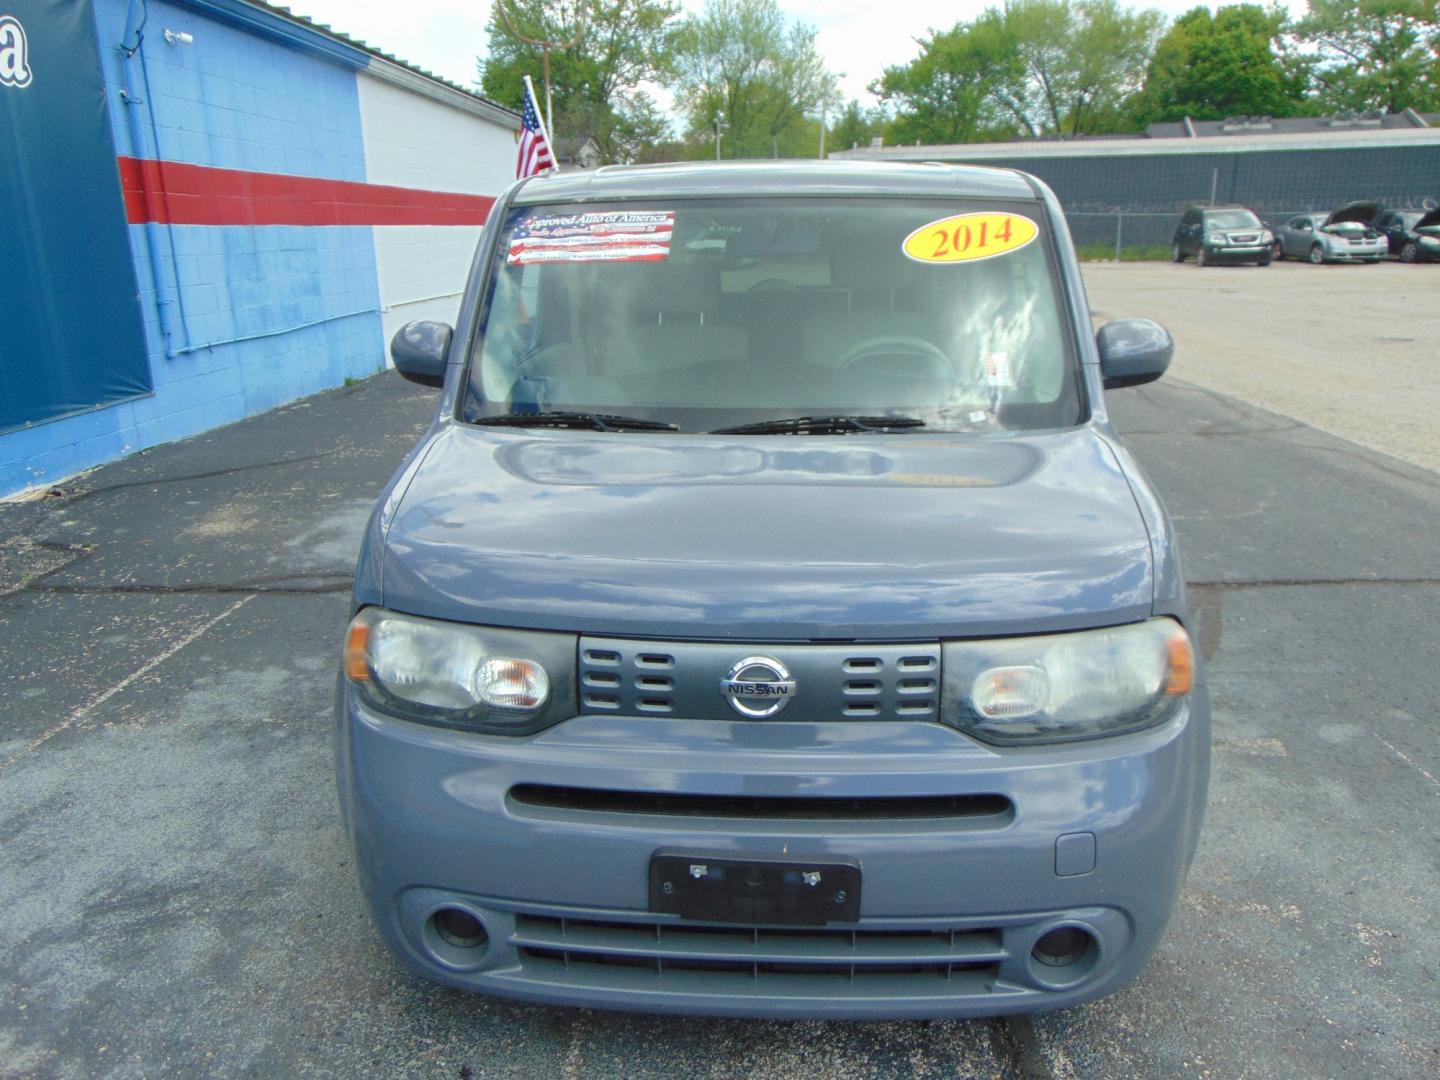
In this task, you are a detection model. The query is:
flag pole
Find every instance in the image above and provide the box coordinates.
[523,74,560,174]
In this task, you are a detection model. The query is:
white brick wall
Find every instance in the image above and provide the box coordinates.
[357,72,517,350]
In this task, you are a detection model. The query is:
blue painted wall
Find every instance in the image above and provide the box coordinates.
[95,0,369,180]
[1,0,384,495]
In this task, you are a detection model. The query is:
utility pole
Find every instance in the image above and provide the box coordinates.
[495,1,585,140]
[714,112,724,160]
[818,74,845,159]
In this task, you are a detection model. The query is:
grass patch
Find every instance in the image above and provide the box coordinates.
[1075,243,1173,263]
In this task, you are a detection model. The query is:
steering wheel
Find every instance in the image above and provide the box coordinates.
[838,335,953,375]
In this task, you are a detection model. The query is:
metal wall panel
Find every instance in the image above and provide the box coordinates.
[967,146,1440,216]
[0,0,151,433]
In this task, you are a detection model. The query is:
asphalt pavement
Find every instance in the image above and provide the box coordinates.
[1,371,1437,1079]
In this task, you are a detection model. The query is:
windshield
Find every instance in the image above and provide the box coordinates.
[462,198,1081,434]
[1205,210,1261,230]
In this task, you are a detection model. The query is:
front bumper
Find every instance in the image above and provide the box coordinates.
[337,684,1211,1019]
[1325,242,1387,262]
[1203,242,1268,261]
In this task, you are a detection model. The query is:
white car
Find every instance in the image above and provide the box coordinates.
[1273,211,1387,265]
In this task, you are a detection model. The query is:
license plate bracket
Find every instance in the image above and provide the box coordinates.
[649,850,861,925]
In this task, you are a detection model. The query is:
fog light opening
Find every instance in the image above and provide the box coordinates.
[1032,926,1093,968]
[431,906,488,949]
[1027,923,1102,990]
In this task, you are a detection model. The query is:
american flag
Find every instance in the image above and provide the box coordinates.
[516,80,554,179]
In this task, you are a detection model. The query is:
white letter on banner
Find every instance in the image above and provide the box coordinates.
[0,16,33,89]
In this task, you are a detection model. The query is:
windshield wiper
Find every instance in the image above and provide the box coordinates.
[710,415,926,435]
[474,410,679,432]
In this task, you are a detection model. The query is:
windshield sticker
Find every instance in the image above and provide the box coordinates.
[902,212,1038,264]
[983,351,1015,388]
[508,211,675,265]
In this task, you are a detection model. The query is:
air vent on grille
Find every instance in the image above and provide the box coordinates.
[841,653,938,718]
[582,646,677,713]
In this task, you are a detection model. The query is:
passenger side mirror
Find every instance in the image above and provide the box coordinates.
[1097,318,1173,390]
[390,320,453,388]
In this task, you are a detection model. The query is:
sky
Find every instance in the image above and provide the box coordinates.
[285,0,1312,111]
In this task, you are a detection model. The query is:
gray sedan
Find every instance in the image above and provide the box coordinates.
[1274,213,1388,264]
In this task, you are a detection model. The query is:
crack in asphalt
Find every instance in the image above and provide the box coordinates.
[990,1015,1053,1079]
[1137,380,1260,422]
[1274,436,1440,485]
[49,449,342,503]
[1118,423,1306,437]
[0,539,93,599]
[28,577,353,596]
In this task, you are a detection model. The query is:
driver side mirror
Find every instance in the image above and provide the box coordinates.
[390,320,453,388]
[1097,318,1173,390]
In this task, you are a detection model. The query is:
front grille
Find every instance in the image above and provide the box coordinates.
[1230,232,1259,243]
[579,637,942,723]
[512,914,1005,985]
[509,784,1012,821]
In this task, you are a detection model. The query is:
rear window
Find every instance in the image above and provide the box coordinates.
[462,198,1081,433]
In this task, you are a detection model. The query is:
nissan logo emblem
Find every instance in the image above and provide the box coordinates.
[720,656,797,718]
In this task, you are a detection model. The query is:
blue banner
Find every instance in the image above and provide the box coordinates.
[1,0,151,432]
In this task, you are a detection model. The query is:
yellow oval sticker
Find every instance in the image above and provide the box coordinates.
[902,212,1038,264]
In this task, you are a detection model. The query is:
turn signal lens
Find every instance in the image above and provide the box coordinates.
[345,623,371,681]
[474,658,549,710]
[1165,629,1194,695]
[971,666,1049,720]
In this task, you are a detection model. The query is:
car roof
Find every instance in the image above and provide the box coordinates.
[512,160,1041,204]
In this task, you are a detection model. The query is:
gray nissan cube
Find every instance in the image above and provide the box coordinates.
[336,161,1209,1019]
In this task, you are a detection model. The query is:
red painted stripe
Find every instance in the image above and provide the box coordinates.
[117,157,496,226]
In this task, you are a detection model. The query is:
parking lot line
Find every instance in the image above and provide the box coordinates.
[1375,735,1440,792]
[0,594,253,776]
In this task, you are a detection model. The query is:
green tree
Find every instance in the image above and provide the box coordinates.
[827,100,884,153]
[478,0,680,163]
[872,1,1162,142]
[1002,0,1165,136]
[1292,0,1440,113]
[872,12,1028,144]
[1132,5,1310,124]
[670,0,838,159]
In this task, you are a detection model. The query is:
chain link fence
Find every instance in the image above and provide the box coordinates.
[1066,212,1183,260]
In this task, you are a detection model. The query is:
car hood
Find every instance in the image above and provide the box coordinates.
[1415,207,1440,233]
[1326,201,1381,227]
[380,424,1155,640]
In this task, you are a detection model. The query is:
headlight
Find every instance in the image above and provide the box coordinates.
[1260,230,1273,242]
[1205,231,1225,243]
[941,618,1194,745]
[344,607,575,733]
